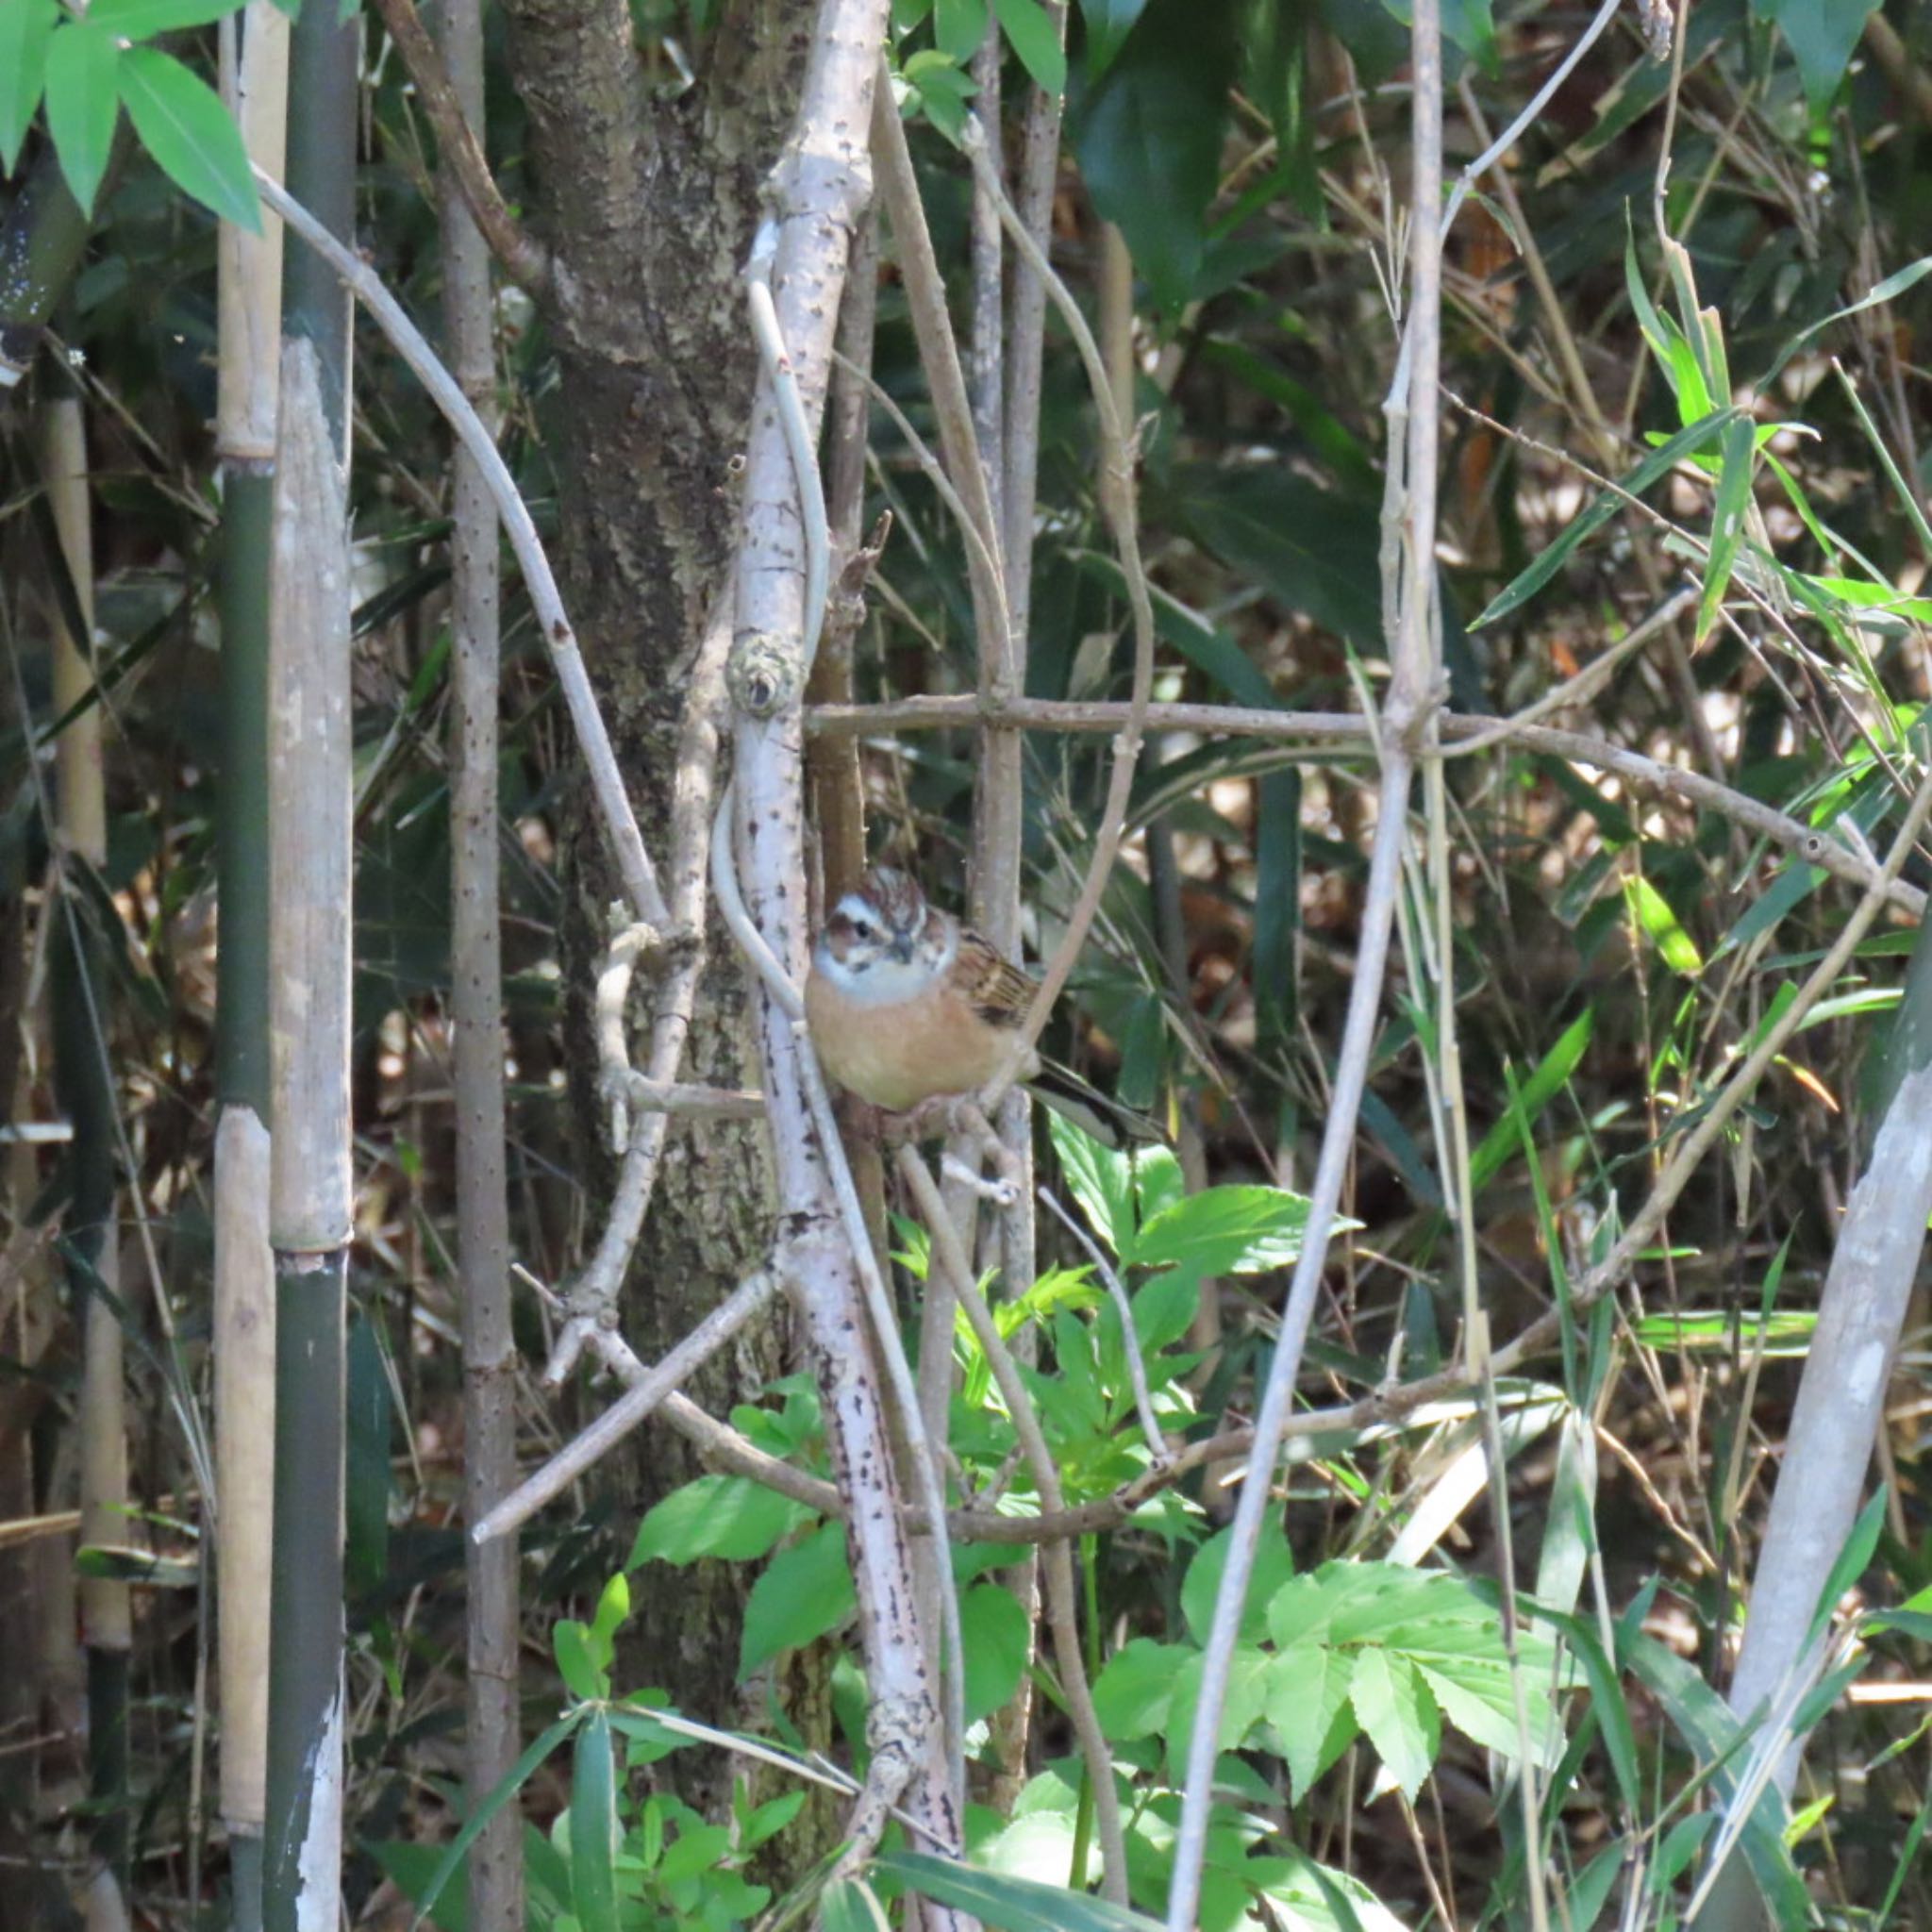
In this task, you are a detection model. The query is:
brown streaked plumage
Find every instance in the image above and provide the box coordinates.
[805,866,1161,1145]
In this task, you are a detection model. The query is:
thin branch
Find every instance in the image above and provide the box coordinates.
[897,1146,1132,1904]
[255,168,667,930]
[472,1266,786,1543]
[367,0,552,293]
[808,696,1926,918]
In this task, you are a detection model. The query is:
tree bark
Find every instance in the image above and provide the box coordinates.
[497,0,833,1844]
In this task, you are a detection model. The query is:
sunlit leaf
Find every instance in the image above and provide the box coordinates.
[0,0,58,175]
[118,45,262,231]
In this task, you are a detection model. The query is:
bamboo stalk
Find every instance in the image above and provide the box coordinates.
[214,10,291,1925]
[260,6,358,1925]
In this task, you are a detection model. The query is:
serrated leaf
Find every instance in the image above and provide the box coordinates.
[1698,414,1758,641]
[1165,1643,1273,1774]
[739,1521,854,1676]
[0,0,58,175]
[1348,1648,1439,1800]
[118,45,261,231]
[992,0,1065,92]
[628,1474,816,1567]
[1047,1108,1139,1256]
[43,21,122,216]
[87,0,241,36]
[569,1711,619,1932]
[1183,1517,1295,1647]
[1265,1642,1356,1800]
[961,1581,1032,1723]
[1130,1182,1320,1275]
[1091,1637,1187,1739]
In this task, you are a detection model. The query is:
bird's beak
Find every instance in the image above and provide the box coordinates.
[888,935,915,964]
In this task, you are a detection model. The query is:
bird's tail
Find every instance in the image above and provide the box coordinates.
[1024,1060,1168,1151]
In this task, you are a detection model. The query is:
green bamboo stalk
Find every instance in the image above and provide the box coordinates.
[214,8,291,1927]
[259,3,358,1926]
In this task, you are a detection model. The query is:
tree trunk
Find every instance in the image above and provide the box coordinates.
[498,0,833,1843]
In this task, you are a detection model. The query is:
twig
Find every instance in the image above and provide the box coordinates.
[1166,0,1444,1903]
[958,120,1156,1108]
[1037,1187,1170,1467]
[255,168,667,931]
[472,1266,786,1543]
[807,695,1926,918]
[897,1146,1132,1905]
[366,0,551,292]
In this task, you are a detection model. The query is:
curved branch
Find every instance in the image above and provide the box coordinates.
[368,0,552,293]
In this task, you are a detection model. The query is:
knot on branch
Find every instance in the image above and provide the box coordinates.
[727,629,801,720]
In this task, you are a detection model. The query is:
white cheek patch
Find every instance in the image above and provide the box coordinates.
[838,955,933,1008]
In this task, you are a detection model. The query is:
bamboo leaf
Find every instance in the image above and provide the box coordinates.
[1468,1008,1592,1191]
[879,1851,1169,1929]
[0,0,58,174]
[43,20,122,215]
[570,1711,620,1932]
[409,1714,583,1928]
[1624,873,1704,977]
[87,0,241,36]
[1697,414,1758,641]
[117,45,261,231]
[1473,409,1734,628]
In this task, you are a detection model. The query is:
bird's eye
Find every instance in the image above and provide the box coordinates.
[851,919,872,940]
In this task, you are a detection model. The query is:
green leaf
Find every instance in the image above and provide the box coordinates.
[879,1850,1169,1929]
[822,1878,895,1932]
[629,1474,817,1567]
[87,0,242,36]
[935,0,988,59]
[1473,409,1735,628]
[408,1715,582,1929]
[961,1581,1032,1723]
[1174,466,1382,647]
[1755,0,1879,110]
[992,0,1066,92]
[1624,873,1704,977]
[553,1620,605,1702]
[1468,1008,1592,1191]
[569,1711,620,1932]
[0,0,58,175]
[740,1521,855,1676]
[1047,1108,1139,1256]
[1165,1643,1273,1774]
[1080,0,1150,76]
[1071,0,1237,313]
[1131,1182,1319,1276]
[1807,1487,1889,1646]
[1183,1517,1295,1646]
[1264,1642,1357,1800]
[1091,1637,1187,1740]
[1348,1648,1439,1800]
[658,1823,732,1885]
[1698,414,1758,641]
[587,1571,630,1666]
[118,45,262,231]
[43,21,122,216]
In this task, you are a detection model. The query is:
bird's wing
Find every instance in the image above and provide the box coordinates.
[955,933,1037,1031]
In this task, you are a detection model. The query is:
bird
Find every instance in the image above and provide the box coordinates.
[804,865,1161,1147]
